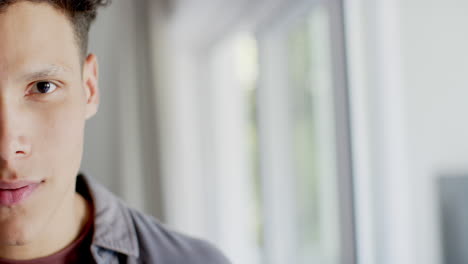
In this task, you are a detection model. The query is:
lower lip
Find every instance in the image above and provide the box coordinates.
[0,183,40,206]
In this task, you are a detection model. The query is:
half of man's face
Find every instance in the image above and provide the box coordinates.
[0,1,94,246]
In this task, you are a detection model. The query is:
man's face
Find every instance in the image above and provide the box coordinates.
[0,1,98,245]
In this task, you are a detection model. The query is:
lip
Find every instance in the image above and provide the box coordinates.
[0,181,42,206]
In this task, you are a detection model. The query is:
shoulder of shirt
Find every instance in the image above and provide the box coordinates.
[126,207,231,264]
[78,173,231,264]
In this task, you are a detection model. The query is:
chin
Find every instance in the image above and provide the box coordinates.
[0,236,30,247]
[0,218,35,246]
[2,238,29,247]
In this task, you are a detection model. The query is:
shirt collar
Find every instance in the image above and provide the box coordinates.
[76,174,140,258]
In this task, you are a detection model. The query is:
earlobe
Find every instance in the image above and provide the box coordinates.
[83,53,100,120]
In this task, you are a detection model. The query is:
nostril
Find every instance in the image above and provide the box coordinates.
[15,151,25,155]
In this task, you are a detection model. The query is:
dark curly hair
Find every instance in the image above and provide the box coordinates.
[0,0,111,60]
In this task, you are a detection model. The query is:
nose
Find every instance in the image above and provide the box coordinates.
[0,102,31,163]
[0,135,30,161]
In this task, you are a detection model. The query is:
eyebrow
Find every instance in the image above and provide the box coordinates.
[19,64,72,81]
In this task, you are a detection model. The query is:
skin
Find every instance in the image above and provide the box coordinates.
[0,1,99,260]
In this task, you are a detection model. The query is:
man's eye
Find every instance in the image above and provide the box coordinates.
[30,81,58,94]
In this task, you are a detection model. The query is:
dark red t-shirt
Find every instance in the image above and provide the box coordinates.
[0,213,95,264]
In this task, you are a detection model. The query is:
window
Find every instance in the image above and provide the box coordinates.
[256,2,353,263]
[159,0,355,263]
[202,0,355,263]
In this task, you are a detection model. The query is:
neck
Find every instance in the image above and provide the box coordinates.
[0,192,90,260]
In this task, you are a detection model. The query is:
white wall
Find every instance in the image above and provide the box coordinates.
[401,1,468,264]
[347,1,468,264]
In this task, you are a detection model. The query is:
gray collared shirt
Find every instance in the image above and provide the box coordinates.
[76,174,231,264]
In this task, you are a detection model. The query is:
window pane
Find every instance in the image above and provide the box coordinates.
[234,33,265,263]
[208,32,263,264]
[287,7,340,264]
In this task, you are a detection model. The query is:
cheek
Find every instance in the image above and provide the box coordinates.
[29,96,87,172]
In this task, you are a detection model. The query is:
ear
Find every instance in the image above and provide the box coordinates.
[83,53,100,120]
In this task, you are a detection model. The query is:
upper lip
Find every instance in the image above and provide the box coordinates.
[0,181,40,190]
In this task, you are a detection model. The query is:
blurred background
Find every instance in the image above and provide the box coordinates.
[80,0,468,263]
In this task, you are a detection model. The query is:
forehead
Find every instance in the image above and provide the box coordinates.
[0,1,80,76]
